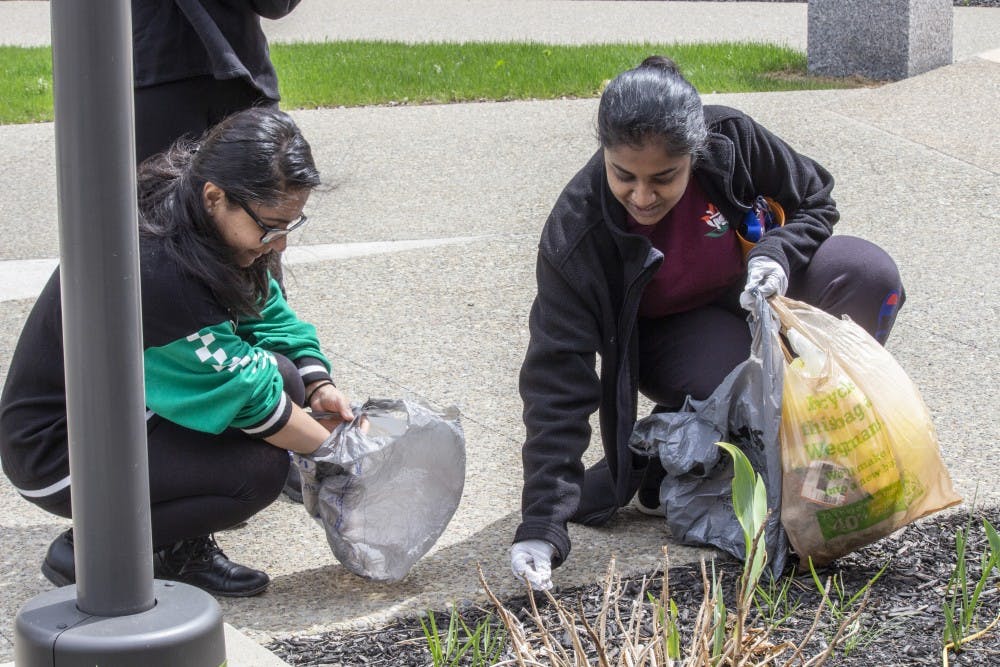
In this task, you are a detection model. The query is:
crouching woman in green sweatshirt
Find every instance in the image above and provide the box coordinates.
[0,107,353,597]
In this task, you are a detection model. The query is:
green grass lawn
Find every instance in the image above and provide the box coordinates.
[0,40,861,125]
[0,45,52,124]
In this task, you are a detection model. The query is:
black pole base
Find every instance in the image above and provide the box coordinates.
[13,580,225,667]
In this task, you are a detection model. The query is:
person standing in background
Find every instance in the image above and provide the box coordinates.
[132,0,301,165]
[133,2,306,500]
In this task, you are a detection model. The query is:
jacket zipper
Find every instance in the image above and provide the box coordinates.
[614,245,662,451]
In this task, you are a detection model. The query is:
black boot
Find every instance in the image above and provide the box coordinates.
[41,528,76,586]
[154,535,269,597]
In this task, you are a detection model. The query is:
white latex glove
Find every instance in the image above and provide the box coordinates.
[740,257,788,311]
[510,539,555,591]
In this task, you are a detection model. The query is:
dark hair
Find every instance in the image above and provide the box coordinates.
[137,107,321,317]
[597,55,707,161]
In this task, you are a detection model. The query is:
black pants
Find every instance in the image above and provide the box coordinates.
[134,75,277,165]
[37,354,302,549]
[637,235,904,408]
[572,236,904,524]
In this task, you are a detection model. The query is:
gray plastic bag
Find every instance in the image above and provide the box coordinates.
[293,398,466,582]
[628,296,789,575]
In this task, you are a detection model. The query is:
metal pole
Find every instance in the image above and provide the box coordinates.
[50,0,152,618]
[13,1,225,663]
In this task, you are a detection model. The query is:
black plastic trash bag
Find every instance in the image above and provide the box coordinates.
[293,398,466,582]
[628,296,789,575]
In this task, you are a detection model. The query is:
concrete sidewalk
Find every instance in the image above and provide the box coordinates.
[0,1,998,664]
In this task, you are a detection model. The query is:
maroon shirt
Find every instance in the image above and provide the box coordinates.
[626,178,744,318]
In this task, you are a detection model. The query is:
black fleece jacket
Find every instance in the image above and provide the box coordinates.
[132,0,301,99]
[514,105,838,566]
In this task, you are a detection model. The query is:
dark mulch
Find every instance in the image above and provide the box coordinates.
[269,506,999,666]
[623,0,1000,7]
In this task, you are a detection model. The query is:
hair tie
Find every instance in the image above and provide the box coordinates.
[305,380,335,404]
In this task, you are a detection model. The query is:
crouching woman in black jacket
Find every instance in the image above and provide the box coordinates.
[510,56,905,590]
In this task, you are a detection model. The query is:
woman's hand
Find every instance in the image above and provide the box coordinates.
[266,383,362,454]
[740,257,788,311]
[306,381,355,431]
[510,540,555,591]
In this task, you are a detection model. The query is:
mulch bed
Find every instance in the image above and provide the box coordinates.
[269,506,999,666]
[664,0,1000,7]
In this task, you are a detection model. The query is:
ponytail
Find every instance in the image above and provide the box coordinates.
[597,55,707,161]
[137,108,320,317]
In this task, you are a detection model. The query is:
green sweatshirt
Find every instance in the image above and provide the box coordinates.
[0,236,333,494]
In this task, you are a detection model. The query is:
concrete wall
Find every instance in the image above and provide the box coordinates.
[808,0,953,80]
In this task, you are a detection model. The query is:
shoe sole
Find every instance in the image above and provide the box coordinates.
[211,581,270,598]
[634,502,665,517]
[152,574,271,598]
[41,561,74,587]
[42,562,269,597]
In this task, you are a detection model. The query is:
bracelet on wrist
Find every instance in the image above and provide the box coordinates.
[305,380,334,405]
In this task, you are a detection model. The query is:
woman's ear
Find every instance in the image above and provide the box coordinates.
[202,181,225,215]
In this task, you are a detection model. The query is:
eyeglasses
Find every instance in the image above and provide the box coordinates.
[234,198,309,244]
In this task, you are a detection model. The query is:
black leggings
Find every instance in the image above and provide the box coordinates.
[134,75,276,165]
[41,354,303,549]
[637,235,904,408]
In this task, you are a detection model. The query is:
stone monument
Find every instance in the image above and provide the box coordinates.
[808,0,953,80]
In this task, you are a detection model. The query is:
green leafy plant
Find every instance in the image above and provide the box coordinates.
[717,441,770,655]
[419,607,505,666]
[942,513,1000,663]
[647,571,682,661]
[419,608,465,666]
[808,559,888,624]
[806,557,888,658]
[754,569,802,629]
[462,614,505,666]
[718,442,768,595]
[710,560,728,659]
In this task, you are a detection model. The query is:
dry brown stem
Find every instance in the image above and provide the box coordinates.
[479,548,871,667]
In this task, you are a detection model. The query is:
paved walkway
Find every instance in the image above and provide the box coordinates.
[0,2,998,664]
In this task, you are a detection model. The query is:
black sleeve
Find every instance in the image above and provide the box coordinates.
[514,251,604,566]
[295,356,333,387]
[0,269,69,490]
[732,114,839,276]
